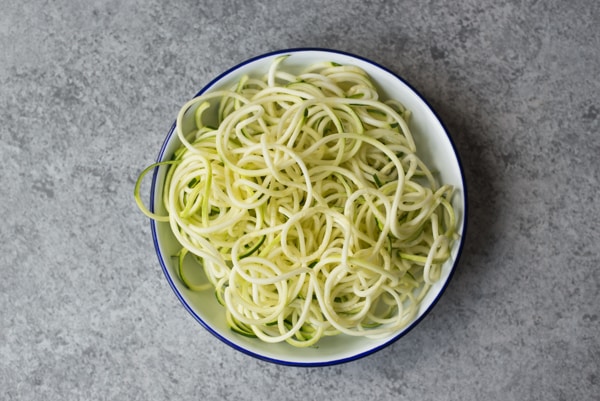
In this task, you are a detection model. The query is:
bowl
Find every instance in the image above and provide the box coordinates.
[148,48,467,366]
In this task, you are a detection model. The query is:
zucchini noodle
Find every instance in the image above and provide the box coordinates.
[135,56,459,347]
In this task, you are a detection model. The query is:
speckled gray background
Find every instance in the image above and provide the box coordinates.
[1,0,598,400]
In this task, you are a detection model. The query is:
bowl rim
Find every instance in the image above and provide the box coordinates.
[149,47,468,367]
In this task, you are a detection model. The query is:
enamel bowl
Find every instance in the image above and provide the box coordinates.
[149,48,467,366]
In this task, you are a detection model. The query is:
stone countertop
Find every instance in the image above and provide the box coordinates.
[1,0,598,400]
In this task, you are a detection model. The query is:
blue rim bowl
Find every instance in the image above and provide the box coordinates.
[149,48,467,367]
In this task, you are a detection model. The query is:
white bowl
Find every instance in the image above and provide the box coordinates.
[149,48,467,366]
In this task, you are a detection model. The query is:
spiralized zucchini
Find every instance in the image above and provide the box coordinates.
[136,56,458,347]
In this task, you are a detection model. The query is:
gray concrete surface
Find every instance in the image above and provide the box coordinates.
[1,0,598,400]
